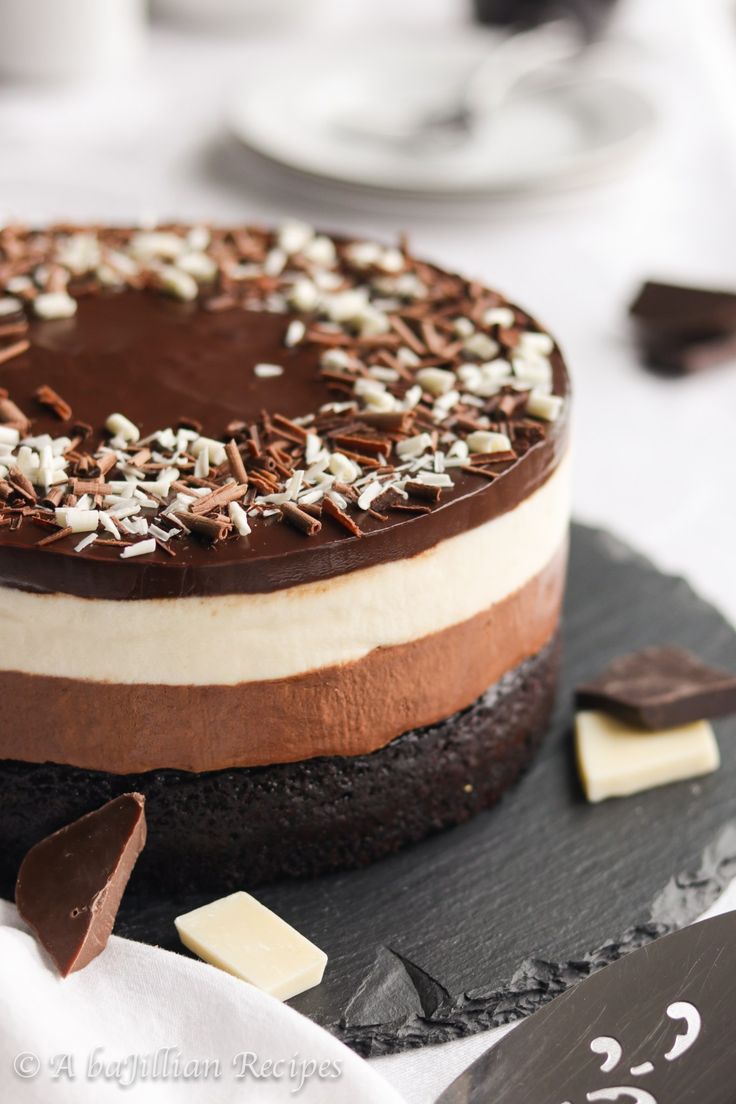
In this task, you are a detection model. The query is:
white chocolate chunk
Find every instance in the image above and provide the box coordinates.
[175,891,327,1002]
[452,316,475,338]
[284,319,306,347]
[176,251,217,282]
[519,330,554,356]
[378,247,404,273]
[527,390,563,422]
[0,426,20,447]
[396,432,433,460]
[228,500,251,536]
[466,430,511,454]
[416,367,456,396]
[120,538,157,559]
[34,292,77,320]
[328,452,359,483]
[303,235,336,267]
[105,412,140,444]
[130,231,185,260]
[0,296,23,316]
[483,306,515,328]
[74,533,98,553]
[345,240,382,268]
[277,219,313,256]
[55,508,99,533]
[417,471,453,487]
[159,265,198,301]
[576,711,720,803]
[254,363,284,379]
[357,481,383,510]
[289,278,320,313]
[463,332,498,360]
[190,436,227,465]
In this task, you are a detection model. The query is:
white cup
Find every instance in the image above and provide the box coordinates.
[0,0,147,82]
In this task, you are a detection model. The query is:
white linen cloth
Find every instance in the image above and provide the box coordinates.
[0,900,404,1102]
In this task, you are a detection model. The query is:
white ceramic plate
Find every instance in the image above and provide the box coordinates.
[228,35,656,201]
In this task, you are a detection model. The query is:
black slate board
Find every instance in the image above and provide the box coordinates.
[116,523,736,1056]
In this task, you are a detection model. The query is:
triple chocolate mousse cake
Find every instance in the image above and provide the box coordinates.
[0,222,570,894]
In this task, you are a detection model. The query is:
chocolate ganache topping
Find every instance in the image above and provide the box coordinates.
[0,223,570,599]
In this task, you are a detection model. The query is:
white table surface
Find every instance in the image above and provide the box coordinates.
[1,0,735,1099]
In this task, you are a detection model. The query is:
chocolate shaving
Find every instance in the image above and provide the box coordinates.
[0,339,30,366]
[174,512,230,542]
[322,495,362,537]
[189,482,248,517]
[331,434,392,457]
[7,467,36,502]
[391,503,432,514]
[225,439,249,485]
[280,501,322,536]
[96,454,118,477]
[71,479,112,496]
[128,448,152,469]
[39,486,65,509]
[0,321,28,338]
[0,397,30,434]
[461,465,497,481]
[389,315,425,355]
[34,384,72,421]
[37,525,72,546]
[360,411,414,433]
[405,481,442,503]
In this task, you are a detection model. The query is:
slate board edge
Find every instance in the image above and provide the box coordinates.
[337,821,736,1056]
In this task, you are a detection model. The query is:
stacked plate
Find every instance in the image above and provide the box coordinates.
[228,31,656,210]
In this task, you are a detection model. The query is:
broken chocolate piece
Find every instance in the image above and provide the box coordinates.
[630,280,736,337]
[640,331,736,376]
[15,793,146,976]
[630,280,736,376]
[576,646,736,730]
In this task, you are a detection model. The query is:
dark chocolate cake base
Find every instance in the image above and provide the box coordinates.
[0,635,559,898]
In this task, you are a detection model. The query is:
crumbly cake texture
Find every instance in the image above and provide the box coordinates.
[0,636,558,897]
[0,222,566,572]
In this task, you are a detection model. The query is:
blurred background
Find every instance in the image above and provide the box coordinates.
[0,0,734,624]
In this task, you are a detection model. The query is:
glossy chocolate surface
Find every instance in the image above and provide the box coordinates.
[0,289,569,599]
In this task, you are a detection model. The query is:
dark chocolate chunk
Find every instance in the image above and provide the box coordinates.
[630,281,736,376]
[437,909,736,1104]
[577,646,736,730]
[630,281,736,339]
[15,793,147,976]
[639,331,736,377]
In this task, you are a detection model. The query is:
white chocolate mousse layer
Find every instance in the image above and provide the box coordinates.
[1,453,570,687]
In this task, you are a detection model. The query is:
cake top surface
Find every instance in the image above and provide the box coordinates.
[0,222,569,598]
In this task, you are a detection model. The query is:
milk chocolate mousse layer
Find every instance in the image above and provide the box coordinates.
[0,223,570,781]
[0,636,560,896]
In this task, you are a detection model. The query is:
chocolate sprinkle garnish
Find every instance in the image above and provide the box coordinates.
[0,221,565,564]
